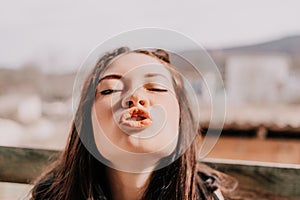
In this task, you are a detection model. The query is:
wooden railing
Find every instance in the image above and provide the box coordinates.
[0,146,299,199]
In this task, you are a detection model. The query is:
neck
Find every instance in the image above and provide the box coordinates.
[106,167,152,200]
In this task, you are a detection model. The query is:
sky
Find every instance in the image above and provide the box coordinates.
[1,0,300,73]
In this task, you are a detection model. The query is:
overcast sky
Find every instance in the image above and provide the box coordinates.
[1,0,300,73]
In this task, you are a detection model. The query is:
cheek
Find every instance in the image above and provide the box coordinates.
[94,100,114,130]
[166,98,180,136]
[93,99,125,147]
[157,94,180,123]
[153,94,180,147]
[149,92,180,130]
[166,106,179,130]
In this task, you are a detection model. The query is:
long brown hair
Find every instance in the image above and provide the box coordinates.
[30,47,226,200]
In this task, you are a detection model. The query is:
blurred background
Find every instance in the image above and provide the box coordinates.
[1,0,300,198]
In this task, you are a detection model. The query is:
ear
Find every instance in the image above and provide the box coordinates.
[152,49,170,63]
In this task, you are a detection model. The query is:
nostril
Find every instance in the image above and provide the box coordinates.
[139,100,146,106]
[123,98,147,108]
[126,100,134,107]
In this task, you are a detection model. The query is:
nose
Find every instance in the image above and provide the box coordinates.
[122,89,149,108]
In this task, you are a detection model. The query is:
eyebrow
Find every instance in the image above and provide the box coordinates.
[144,73,168,79]
[98,73,168,83]
[98,74,122,83]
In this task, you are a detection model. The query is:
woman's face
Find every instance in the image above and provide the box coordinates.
[92,52,180,164]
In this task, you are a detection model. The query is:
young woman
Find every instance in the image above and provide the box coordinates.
[31,47,237,200]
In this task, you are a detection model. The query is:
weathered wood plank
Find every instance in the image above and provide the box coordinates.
[0,182,33,199]
[0,146,299,199]
[0,146,59,184]
[203,158,300,199]
[207,137,300,164]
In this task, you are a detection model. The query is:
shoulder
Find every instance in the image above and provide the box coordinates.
[213,189,224,200]
[196,162,238,200]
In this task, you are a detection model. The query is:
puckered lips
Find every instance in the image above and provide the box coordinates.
[120,107,152,128]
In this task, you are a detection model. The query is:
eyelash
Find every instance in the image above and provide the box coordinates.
[100,89,121,95]
[147,88,168,92]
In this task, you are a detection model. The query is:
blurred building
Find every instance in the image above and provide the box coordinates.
[225,54,290,105]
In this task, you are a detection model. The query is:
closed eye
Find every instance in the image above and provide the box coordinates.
[100,89,122,95]
[147,88,168,92]
[144,82,169,93]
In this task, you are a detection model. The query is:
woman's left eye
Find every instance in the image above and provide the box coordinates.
[144,83,169,93]
[147,88,168,92]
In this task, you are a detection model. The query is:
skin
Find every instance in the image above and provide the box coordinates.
[91,53,180,200]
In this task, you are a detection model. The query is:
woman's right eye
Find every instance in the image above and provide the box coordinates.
[100,89,121,95]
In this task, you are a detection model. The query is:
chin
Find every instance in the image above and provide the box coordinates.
[128,135,178,155]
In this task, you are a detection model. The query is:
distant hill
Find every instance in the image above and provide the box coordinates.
[222,35,300,55]
[207,35,300,70]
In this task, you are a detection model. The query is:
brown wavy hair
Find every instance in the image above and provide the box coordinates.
[30,47,235,200]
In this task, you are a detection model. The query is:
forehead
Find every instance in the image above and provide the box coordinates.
[103,52,171,77]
